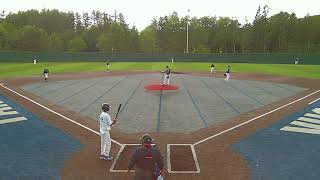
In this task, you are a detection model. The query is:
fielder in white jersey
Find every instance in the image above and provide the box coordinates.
[225,65,231,81]
[99,103,117,161]
[106,61,110,72]
[161,66,171,85]
[210,63,215,74]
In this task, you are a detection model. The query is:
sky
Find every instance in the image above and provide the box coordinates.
[1,0,319,31]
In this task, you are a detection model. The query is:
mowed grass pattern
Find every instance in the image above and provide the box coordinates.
[0,62,319,79]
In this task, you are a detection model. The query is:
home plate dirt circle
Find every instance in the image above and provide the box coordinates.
[21,73,305,134]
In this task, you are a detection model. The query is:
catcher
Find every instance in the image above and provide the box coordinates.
[127,134,165,180]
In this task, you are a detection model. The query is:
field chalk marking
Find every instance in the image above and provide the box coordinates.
[309,97,320,105]
[110,143,146,173]
[194,89,320,146]
[0,84,122,146]
[167,144,200,174]
[109,144,127,173]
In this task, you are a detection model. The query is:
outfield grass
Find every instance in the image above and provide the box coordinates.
[0,62,319,79]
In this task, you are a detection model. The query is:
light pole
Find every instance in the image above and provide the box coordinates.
[186,9,190,53]
[232,17,236,53]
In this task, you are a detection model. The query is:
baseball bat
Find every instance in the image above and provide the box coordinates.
[115,104,122,119]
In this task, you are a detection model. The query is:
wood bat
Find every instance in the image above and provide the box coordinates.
[115,104,122,119]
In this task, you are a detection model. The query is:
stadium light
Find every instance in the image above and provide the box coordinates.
[186,9,190,53]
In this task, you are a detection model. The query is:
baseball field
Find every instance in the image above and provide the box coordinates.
[1,62,320,78]
[1,61,320,179]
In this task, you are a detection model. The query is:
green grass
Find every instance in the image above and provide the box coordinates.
[0,62,319,79]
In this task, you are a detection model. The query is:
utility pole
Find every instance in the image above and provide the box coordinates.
[186,9,190,53]
[110,9,117,22]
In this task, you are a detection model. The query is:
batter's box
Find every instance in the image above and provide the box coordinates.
[167,144,200,173]
[110,144,140,172]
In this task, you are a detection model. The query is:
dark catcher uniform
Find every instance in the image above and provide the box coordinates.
[128,136,164,180]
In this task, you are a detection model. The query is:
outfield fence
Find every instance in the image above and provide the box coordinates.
[0,52,319,64]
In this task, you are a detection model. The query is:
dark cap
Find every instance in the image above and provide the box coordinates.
[140,134,153,144]
[102,103,110,111]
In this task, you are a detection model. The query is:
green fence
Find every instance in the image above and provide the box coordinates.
[0,52,319,64]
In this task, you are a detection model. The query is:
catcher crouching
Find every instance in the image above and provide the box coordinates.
[127,134,165,180]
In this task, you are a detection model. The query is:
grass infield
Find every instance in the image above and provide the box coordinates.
[1,62,319,79]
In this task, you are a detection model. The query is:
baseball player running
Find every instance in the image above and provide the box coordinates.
[128,134,165,180]
[43,68,49,82]
[161,66,171,85]
[99,103,117,161]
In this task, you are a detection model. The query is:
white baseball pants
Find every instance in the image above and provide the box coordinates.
[100,131,111,156]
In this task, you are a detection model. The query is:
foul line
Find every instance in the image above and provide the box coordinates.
[309,97,320,105]
[193,89,320,146]
[0,84,122,147]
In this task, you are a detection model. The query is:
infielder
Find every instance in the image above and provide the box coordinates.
[210,63,215,74]
[106,61,110,72]
[225,65,231,81]
[295,57,299,65]
[99,103,117,161]
[162,66,171,85]
[127,134,164,180]
[43,68,49,82]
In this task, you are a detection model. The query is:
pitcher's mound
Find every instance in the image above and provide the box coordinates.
[144,84,179,91]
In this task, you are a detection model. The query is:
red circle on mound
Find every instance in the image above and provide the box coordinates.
[144,84,179,91]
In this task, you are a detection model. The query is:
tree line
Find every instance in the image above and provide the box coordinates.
[0,6,319,53]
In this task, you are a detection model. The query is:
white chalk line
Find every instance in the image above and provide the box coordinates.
[0,84,123,146]
[309,97,320,105]
[194,89,320,146]
[3,82,318,175]
[109,144,127,173]
[167,144,200,174]
[110,143,154,173]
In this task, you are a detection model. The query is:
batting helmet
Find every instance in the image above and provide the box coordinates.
[102,103,110,112]
[140,134,153,144]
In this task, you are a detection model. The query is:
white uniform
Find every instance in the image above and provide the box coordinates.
[99,112,112,157]
[225,67,230,81]
[163,68,171,85]
[107,63,110,72]
[210,65,215,74]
